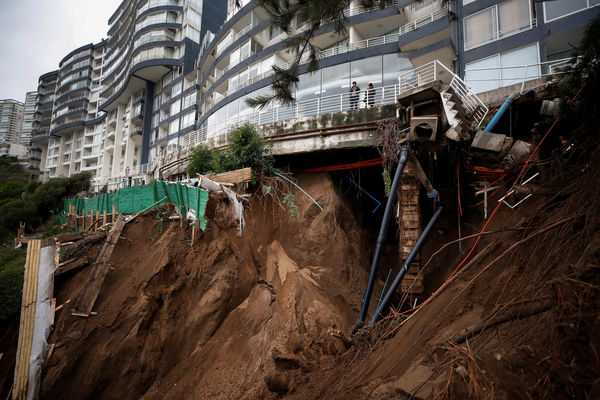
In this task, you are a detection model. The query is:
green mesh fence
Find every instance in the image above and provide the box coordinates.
[63,181,209,230]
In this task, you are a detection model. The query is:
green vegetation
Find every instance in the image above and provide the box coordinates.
[0,247,26,327]
[187,123,273,175]
[245,0,395,108]
[0,156,28,185]
[559,14,600,118]
[0,157,92,243]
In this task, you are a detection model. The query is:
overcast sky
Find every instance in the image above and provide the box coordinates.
[0,0,122,102]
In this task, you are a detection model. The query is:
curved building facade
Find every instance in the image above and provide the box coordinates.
[98,0,226,185]
[31,0,598,184]
[151,0,454,162]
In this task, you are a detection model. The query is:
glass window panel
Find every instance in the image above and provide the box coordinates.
[351,57,382,92]
[215,105,228,124]
[170,99,181,116]
[499,0,530,37]
[227,98,240,120]
[465,54,501,93]
[296,71,321,102]
[384,54,415,87]
[168,119,179,135]
[322,63,351,97]
[238,93,254,122]
[499,43,539,85]
[464,8,496,49]
[544,0,588,21]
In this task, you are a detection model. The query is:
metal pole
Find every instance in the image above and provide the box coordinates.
[352,146,410,333]
[370,205,444,326]
[484,184,488,219]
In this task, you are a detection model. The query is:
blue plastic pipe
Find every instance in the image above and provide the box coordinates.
[484,93,518,132]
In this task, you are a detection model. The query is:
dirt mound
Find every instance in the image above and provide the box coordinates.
[41,173,373,399]
[39,145,600,399]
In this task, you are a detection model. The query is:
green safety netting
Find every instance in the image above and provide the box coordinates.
[62,181,209,230]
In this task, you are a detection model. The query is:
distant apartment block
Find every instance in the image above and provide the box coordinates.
[20,91,37,145]
[0,99,24,145]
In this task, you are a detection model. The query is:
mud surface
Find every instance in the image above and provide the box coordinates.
[34,159,600,399]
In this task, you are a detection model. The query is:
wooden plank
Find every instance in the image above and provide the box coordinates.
[54,258,89,277]
[206,167,252,185]
[13,239,41,400]
[72,216,126,317]
[55,232,84,243]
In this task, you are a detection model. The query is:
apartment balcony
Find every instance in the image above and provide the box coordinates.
[136,0,179,18]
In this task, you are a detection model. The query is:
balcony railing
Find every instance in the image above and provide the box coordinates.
[215,23,255,57]
[398,60,488,126]
[137,0,179,18]
[464,57,576,94]
[177,83,401,152]
[399,4,448,35]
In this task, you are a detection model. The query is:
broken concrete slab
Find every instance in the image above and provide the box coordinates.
[471,130,507,153]
[503,140,532,167]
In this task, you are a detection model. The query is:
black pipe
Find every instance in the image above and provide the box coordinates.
[352,147,410,334]
[370,205,444,326]
[409,156,438,199]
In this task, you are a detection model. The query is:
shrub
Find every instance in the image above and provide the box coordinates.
[0,247,26,327]
[186,123,273,175]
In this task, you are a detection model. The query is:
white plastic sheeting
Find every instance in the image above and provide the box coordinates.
[26,244,55,400]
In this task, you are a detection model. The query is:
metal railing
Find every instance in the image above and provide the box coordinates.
[464,57,576,94]
[215,23,255,57]
[399,4,448,35]
[175,83,401,154]
[398,60,489,126]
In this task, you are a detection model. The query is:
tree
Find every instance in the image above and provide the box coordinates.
[188,144,218,175]
[245,0,396,108]
[228,123,274,172]
[186,123,273,175]
[559,14,600,118]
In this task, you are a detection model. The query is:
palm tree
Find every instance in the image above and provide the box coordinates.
[239,0,398,108]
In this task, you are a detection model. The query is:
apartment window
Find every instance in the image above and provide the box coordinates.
[181,111,195,128]
[240,41,251,60]
[187,8,202,26]
[269,25,282,40]
[186,25,201,42]
[182,92,196,109]
[168,119,179,135]
[464,0,532,50]
[172,81,183,97]
[170,99,181,116]
[465,43,540,93]
[544,0,598,22]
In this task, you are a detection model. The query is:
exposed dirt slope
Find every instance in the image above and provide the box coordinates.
[41,173,374,399]
[41,148,600,399]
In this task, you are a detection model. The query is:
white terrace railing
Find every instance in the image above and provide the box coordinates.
[176,83,403,154]
[464,57,577,94]
[398,60,489,127]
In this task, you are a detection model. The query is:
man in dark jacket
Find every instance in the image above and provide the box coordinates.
[349,81,360,109]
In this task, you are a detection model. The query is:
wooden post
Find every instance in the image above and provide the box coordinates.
[96,211,100,232]
[83,208,86,230]
[90,209,94,231]
[112,204,117,223]
[103,211,107,226]
[191,220,196,248]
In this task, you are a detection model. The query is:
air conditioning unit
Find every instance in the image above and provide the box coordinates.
[410,115,438,142]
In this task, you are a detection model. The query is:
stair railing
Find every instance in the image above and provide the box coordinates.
[398,60,489,127]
